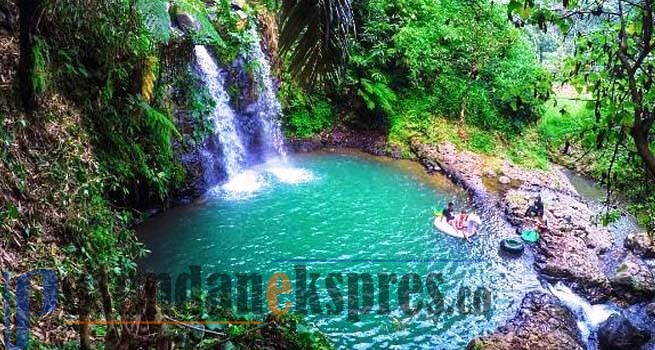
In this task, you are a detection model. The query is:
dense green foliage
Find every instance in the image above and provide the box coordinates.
[509,0,655,229]
[280,1,548,147]
[280,80,336,137]
[1,0,334,348]
[344,0,550,133]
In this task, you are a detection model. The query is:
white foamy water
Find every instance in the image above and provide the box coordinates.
[221,170,266,196]
[548,282,616,341]
[266,166,315,184]
[211,162,315,200]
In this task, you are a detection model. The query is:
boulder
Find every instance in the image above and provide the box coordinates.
[625,232,655,259]
[610,254,655,303]
[498,175,512,185]
[389,145,402,159]
[483,169,496,177]
[646,302,655,317]
[597,314,650,350]
[467,292,583,350]
[504,188,613,300]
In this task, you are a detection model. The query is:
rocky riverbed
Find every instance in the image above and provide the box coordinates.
[288,129,655,349]
[409,140,655,349]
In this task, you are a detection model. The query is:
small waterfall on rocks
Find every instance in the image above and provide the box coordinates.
[548,282,616,347]
[193,34,312,198]
[246,27,287,161]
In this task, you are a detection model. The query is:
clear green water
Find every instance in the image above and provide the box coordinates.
[137,151,541,349]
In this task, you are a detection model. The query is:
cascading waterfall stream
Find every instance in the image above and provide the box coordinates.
[194,34,312,198]
[548,282,616,346]
[246,27,287,161]
[194,45,246,180]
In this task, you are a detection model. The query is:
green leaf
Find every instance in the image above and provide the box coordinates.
[137,0,172,43]
[5,203,19,220]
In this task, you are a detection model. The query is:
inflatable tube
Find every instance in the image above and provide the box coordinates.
[500,238,524,254]
[433,216,480,239]
[433,217,461,237]
[521,229,540,243]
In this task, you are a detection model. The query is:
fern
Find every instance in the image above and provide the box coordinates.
[136,0,172,43]
[146,105,180,145]
[358,78,397,114]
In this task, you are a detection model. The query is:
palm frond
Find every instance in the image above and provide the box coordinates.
[279,0,354,89]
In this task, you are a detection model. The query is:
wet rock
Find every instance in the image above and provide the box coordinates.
[467,291,583,350]
[285,137,322,153]
[625,232,655,259]
[504,188,613,300]
[598,314,650,350]
[410,141,489,202]
[498,175,512,185]
[646,302,655,317]
[499,160,576,194]
[389,145,402,159]
[505,189,611,253]
[286,127,393,159]
[610,254,655,303]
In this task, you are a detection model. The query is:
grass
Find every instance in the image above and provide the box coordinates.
[538,97,594,150]
[389,113,551,170]
[385,93,603,172]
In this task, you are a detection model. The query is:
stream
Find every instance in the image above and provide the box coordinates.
[559,169,655,350]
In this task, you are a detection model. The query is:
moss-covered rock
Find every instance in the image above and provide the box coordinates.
[610,254,655,303]
[625,232,655,259]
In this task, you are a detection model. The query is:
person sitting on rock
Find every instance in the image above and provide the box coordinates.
[525,195,547,230]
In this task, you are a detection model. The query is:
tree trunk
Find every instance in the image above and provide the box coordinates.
[631,125,655,178]
[99,266,120,347]
[17,0,41,112]
[78,280,93,350]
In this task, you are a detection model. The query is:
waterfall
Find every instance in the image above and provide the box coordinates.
[548,282,616,345]
[193,34,312,198]
[194,45,246,180]
[246,28,287,161]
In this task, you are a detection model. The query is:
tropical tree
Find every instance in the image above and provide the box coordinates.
[278,0,354,88]
[509,0,655,177]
